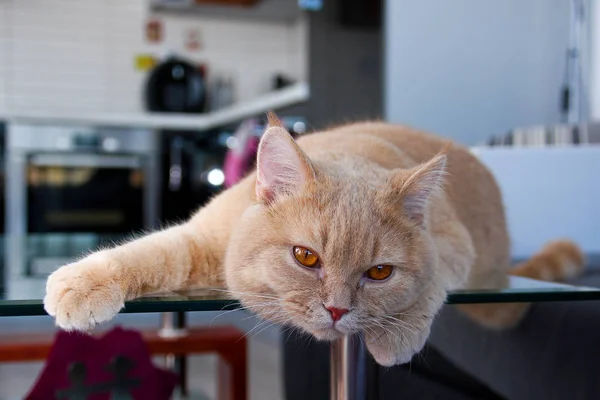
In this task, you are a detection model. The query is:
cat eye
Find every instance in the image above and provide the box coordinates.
[293,246,320,268]
[365,265,394,281]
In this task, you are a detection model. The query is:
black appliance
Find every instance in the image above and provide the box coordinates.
[159,130,227,223]
[5,123,159,276]
[158,116,308,224]
[145,56,207,113]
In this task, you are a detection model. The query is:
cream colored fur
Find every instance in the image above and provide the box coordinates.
[44,120,584,366]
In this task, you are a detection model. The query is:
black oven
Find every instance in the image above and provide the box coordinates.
[5,123,159,277]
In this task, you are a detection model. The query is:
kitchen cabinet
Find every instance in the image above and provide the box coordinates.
[151,0,301,23]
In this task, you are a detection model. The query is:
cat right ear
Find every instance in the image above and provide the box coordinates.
[390,153,447,226]
[255,124,315,204]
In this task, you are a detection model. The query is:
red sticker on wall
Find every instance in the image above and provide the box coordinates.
[145,19,163,43]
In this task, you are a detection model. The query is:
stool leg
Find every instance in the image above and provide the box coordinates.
[175,312,188,397]
[330,336,367,400]
[217,339,248,400]
[176,353,188,397]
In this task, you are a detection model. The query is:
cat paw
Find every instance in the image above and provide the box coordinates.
[44,255,124,331]
[364,322,430,367]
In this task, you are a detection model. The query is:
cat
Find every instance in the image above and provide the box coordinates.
[44,113,584,366]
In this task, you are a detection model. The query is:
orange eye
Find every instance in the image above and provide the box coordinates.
[293,246,320,268]
[365,265,394,281]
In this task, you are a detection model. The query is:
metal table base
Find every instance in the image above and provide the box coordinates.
[330,335,371,400]
[161,314,376,400]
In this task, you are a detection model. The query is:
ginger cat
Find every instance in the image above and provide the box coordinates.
[44,115,584,366]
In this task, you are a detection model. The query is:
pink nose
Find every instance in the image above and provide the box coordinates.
[326,306,349,322]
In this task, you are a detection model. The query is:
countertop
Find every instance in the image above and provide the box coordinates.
[1,82,309,131]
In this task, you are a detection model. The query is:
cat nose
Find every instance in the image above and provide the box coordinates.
[326,306,349,322]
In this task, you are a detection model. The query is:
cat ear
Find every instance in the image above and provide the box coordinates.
[255,117,315,203]
[392,154,447,226]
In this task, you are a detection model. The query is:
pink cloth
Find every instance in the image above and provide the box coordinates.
[224,119,260,188]
[223,136,259,188]
[223,118,299,188]
[26,327,177,400]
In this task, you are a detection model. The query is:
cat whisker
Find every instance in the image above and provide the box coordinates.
[381,319,418,336]
[252,317,294,338]
[209,299,283,327]
[281,324,308,346]
[369,319,408,343]
[239,322,267,341]
[357,315,413,336]
[240,305,283,321]
[241,300,281,309]
[208,288,280,301]
[389,311,426,319]
[362,325,380,340]
[245,306,291,324]
[243,300,284,309]
[252,324,277,338]
[384,319,419,334]
[379,315,419,334]
[241,313,294,340]
[240,316,281,340]
[208,308,247,326]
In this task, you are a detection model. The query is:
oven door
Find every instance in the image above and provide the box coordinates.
[25,153,145,275]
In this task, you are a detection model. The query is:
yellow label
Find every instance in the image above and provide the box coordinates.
[135,54,157,71]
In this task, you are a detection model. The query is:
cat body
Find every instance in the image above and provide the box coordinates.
[44,120,583,366]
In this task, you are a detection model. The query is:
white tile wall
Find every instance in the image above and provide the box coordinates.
[158,12,307,109]
[287,15,308,83]
[0,0,307,117]
[0,1,11,116]
[7,0,107,115]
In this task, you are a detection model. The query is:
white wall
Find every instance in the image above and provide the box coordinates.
[0,3,11,117]
[591,0,600,120]
[384,0,571,145]
[0,0,307,117]
[159,13,307,110]
[473,146,600,258]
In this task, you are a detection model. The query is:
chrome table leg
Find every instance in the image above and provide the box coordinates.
[330,335,368,400]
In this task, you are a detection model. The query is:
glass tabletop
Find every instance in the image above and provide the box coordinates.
[2,272,600,317]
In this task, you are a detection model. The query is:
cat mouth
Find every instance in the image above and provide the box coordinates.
[308,321,356,340]
[310,327,345,340]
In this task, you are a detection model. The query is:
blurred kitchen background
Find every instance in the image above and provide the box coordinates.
[1,0,600,399]
[0,0,383,398]
[0,0,384,284]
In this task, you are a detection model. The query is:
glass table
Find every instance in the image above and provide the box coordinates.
[2,274,600,400]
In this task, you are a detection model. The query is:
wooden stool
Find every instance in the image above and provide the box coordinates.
[0,326,247,400]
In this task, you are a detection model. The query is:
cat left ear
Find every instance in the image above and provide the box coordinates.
[255,116,315,203]
[391,154,447,226]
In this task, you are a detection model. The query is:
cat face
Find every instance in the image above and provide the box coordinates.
[224,123,446,349]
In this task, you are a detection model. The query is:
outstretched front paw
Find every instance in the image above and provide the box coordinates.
[44,255,124,331]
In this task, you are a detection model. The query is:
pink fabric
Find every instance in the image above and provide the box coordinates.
[223,118,299,188]
[223,136,259,188]
[224,119,260,188]
[26,327,177,400]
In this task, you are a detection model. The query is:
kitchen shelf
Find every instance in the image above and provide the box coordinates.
[4,82,309,131]
[150,0,303,23]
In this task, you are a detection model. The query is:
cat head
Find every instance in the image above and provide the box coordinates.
[224,117,447,343]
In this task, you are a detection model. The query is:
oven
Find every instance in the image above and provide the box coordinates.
[5,123,160,277]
